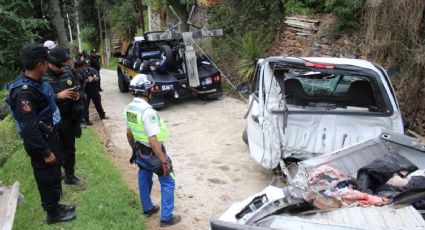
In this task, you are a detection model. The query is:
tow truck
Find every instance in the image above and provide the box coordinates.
[114,6,223,108]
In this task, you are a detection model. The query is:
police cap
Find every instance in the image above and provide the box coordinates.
[74,60,85,68]
[48,47,68,65]
[22,44,49,61]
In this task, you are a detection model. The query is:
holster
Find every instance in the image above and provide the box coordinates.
[38,121,56,138]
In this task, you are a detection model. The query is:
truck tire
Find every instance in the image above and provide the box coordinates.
[160,45,176,70]
[242,126,248,145]
[117,68,129,92]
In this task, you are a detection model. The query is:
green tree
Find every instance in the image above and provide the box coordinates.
[145,0,196,31]
[105,0,138,38]
[0,0,48,86]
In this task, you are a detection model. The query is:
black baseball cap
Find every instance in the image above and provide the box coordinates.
[74,60,85,68]
[22,44,50,61]
[48,47,68,65]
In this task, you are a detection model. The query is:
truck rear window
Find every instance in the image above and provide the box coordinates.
[274,70,386,113]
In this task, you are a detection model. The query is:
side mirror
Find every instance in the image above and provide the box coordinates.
[236,82,250,94]
[113,52,122,58]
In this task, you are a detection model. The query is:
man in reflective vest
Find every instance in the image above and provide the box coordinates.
[124,74,181,227]
[8,44,76,224]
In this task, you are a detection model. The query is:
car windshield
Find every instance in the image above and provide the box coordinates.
[271,68,387,113]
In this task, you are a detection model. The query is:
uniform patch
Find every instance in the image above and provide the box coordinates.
[126,111,137,123]
[66,79,73,86]
[20,100,32,112]
[149,115,157,123]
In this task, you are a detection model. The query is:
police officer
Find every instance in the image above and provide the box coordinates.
[88,49,101,72]
[81,60,108,125]
[87,49,102,91]
[124,74,181,227]
[8,44,76,224]
[73,60,89,128]
[43,47,84,185]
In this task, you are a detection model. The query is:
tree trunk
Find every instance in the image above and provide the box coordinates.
[103,12,110,68]
[135,0,145,33]
[49,0,69,49]
[97,4,104,65]
[75,0,82,53]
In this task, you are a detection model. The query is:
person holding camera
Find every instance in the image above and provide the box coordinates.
[42,47,85,185]
[81,59,108,125]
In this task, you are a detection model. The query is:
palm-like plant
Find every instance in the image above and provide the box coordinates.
[235,32,270,81]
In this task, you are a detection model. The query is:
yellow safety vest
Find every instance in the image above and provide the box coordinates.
[124,101,168,145]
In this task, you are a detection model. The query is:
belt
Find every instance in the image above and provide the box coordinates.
[135,142,166,155]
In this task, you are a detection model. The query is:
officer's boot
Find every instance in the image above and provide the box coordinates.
[59,203,76,212]
[46,206,76,224]
[64,170,83,185]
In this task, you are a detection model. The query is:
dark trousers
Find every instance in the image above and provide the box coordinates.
[58,118,76,176]
[84,88,105,121]
[28,133,62,213]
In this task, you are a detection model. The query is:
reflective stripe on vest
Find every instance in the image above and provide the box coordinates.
[124,101,168,145]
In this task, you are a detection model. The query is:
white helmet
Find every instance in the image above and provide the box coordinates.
[129,74,154,94]
[43,40,56,50]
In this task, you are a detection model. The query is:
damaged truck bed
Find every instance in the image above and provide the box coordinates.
[211,132,425,230]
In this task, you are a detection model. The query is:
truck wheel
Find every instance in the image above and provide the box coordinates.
[117,68,129,92]
[160,45,176,70]
[242,126,248,145]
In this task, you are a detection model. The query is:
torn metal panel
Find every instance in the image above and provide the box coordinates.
[213,132,425,230]
[283,113,402,160]
[256,206,424,230]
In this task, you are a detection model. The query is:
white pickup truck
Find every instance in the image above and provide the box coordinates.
[239,57,404,170]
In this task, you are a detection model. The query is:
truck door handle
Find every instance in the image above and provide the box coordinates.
[251,115,259,123]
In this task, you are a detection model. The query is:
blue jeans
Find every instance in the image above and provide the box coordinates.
[138,168,175,221]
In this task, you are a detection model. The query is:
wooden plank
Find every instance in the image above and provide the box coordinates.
[285,19,317,30]
[286,16,319,24]
[0,182,20,230]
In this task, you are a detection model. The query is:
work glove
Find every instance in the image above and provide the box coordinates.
[162,162,171,176]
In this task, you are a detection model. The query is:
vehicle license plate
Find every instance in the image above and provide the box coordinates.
[205,77,212,85]
[161,85,174,91]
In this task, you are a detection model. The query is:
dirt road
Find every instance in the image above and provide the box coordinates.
[92,69,271,229]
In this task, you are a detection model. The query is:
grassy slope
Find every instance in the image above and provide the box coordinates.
[0,128,146,230]
[0,116,21,166]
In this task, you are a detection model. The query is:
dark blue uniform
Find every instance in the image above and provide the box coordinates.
[43,69,84,179]
[8,74,62,213]
[82,67,106,121]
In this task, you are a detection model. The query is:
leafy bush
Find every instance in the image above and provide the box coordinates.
[235,33,270,81]
[80,25,98,48]
[105,0,138,39]
[0,89,10,120]
[0,115,20,166]
[207,0,283,88]
[0,1,48,86]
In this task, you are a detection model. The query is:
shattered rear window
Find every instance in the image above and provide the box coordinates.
[273,68,386,113]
